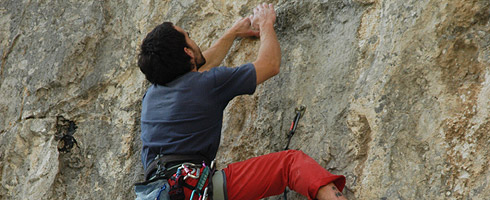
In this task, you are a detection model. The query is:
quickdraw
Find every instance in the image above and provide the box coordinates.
[284,105,306,150]
[189,165,209,200]
[283,105,306,200]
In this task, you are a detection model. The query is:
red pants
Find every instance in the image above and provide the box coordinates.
[223,150,346,200]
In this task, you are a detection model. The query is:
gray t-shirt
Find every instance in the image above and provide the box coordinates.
[140,63,256,169]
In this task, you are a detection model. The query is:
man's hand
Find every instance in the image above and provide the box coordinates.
[200,3,278,73]
[317,183,348,200]
[251,3,276,31]
[200,16,259,72]
[229,17,259,38]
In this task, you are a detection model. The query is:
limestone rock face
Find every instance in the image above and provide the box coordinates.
[0,0,488,199]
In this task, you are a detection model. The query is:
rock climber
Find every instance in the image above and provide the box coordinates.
[135,3,347,200]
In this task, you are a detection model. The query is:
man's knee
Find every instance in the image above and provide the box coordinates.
[284,149,309,156]
[282,149,308,161]
[284,149,303,154]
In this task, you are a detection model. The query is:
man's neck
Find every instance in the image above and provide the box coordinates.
[191,65,199,72]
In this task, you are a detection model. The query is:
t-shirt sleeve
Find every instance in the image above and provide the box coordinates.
[212,62,257,103]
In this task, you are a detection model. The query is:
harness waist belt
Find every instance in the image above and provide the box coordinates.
[144,154,210,181]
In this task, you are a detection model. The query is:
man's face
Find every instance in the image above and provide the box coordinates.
[174,26,206,70]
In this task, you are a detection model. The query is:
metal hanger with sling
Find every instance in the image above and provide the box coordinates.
[283,105,306,200]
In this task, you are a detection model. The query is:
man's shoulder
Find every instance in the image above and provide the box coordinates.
[207,63,254,74]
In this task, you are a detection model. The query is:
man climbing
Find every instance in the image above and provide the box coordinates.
[135,3,347,200]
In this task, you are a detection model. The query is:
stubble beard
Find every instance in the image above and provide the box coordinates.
[195,51,206,70]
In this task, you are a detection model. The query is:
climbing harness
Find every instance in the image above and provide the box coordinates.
[135,154,223,200]
[144,154,209,181]
[283,105,306,200]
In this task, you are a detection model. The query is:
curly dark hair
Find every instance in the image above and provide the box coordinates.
[138,22,192,85]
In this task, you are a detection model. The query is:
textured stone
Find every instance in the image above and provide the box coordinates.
[0,0,489,199]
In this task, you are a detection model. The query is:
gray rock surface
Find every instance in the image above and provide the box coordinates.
[1,0,488,199]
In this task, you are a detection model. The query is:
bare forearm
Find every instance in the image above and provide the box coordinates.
[257,24,280,70]
[199,31,236,72]
[253,23,280,84]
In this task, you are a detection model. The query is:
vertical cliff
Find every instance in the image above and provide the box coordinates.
[1,0,488,199]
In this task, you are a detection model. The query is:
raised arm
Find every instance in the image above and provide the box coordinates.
[251,3,280,85]
[199,17,259,72]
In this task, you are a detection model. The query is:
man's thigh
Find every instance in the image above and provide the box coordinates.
[222,151,293,200]
[134,179,170,200]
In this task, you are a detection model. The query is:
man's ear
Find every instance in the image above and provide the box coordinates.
[184,47,194,59]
